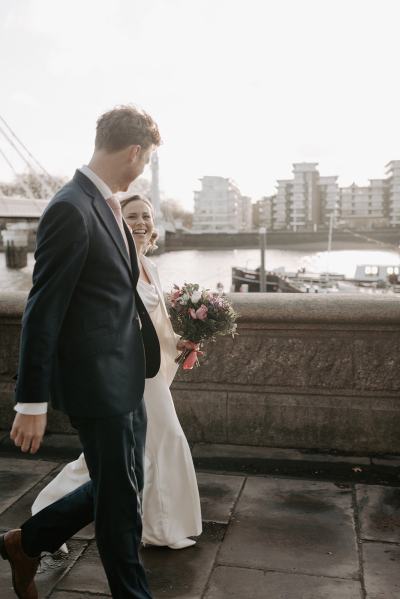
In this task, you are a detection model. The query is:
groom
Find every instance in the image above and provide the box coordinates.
[0,106,161,598]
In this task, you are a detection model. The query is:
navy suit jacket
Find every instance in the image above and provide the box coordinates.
[15,170,160,419]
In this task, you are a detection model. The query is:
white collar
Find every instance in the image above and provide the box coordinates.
[79,165,113,200]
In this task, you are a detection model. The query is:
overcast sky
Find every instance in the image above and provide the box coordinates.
[1,0,400,209]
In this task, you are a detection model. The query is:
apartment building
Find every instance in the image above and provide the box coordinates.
[272,163,339,231]
[274,179,293,230]
[386,161,400,226]
[192,176,245,232]
[237,195,253,231]
[338,180,387,229]
[253,195,275,229]
[269,160,400,231]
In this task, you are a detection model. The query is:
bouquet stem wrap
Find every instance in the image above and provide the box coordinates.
[175,341,204,370]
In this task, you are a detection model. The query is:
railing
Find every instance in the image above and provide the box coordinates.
[1,292,399,453]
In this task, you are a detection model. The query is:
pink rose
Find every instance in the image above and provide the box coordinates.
[189,305,208,320]
[195,304,208,320]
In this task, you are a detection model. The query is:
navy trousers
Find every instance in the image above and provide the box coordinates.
[20,400,152,599]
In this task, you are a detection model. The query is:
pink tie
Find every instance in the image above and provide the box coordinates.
[106,196,130,256]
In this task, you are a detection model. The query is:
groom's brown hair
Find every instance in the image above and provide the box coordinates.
[95,105,161,152]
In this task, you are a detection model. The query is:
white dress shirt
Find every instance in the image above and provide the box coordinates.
[15,166,117,416]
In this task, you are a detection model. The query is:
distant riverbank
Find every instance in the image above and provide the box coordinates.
[1,227,398,254]
[165,229,400,253]
[164,240,389,252]
[154,248,400,291]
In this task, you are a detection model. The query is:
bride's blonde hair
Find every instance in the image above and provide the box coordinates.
[120,195,159,253]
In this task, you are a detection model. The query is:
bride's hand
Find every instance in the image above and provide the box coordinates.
[176,339,197,351]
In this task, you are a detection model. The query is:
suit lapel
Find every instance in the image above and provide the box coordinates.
[92,192,133,276]
[124,220,140,285]
[74,169,138,285]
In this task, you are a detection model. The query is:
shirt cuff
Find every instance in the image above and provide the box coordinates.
[14,403,48,415]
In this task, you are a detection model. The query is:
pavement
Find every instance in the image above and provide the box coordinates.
[0,440,399,598]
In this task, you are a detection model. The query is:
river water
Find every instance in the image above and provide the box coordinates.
[1,247,399,294]
[151,248,400,292]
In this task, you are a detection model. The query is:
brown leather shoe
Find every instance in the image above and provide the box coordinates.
[0,529,40,599]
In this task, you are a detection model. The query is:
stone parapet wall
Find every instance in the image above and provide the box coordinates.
[1,292,399,453]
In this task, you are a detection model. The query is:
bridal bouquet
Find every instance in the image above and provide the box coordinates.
[168,282,238,370]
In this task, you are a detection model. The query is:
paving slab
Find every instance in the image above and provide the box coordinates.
[363,541,400,598]
[204,566,363,599]
[218,477,359,579]
[142,523,224,599]
[197,471,244,524]
[0,464,64,530]
[54,542,110,595]
[0,457,59,514]
[204,565,266,599]
[57,523,224,598]
[0,460,95,541]
[0,540,86,599]
[356,485,400,543]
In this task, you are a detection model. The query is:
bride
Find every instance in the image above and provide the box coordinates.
[32,194,202,550]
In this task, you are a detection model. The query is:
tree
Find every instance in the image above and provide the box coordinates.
[124,177,151,198]
[161,198,193,229]
[0,172,66,199]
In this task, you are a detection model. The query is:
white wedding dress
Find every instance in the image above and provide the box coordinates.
[32,256,202,549]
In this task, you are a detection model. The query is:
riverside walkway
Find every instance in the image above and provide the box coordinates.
[0,437,399,598]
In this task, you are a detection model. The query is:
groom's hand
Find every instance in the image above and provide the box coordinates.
[10,413,47,454]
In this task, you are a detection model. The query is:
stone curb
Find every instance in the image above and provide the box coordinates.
[1,432,399,485]
[191,443,400,486]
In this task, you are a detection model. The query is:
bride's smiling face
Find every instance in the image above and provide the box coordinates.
[122,198,154,253]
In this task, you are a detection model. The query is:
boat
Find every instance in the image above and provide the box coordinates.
[232,217,400,293]
[352,264,400,286]
[231,266,301,292]
[232,216,340,293]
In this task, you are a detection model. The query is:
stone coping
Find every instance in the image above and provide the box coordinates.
[1,291,400,325]
[1,291,400,454]
[0,291,27,319]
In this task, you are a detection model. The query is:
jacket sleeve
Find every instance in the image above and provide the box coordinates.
[15,201,89,404]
